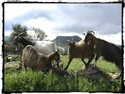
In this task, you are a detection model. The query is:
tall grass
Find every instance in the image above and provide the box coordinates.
[4,70,122,92]
[4,55,122,92]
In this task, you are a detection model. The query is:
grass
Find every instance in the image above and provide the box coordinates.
[4,70,122,92]
[3,55,122,92]
[61,55,120,73]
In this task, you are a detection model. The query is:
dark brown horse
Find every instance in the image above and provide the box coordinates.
[83,31,122,72]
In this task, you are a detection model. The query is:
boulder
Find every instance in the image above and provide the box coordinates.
[51,66,69,76]
[76,64,111,81]
[4,61,22,71]
[108,73,121,79]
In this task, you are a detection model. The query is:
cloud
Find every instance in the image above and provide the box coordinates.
[4,21,12,31]
[5,7,55,30]
[96,32,122,45]
[97,23,121,35]
[24,17,55,31]
[4,3,122,45]
[4,30,12,36]
[56,4,122,34]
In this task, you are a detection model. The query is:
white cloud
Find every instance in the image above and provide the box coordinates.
[24,17,54,31]
[98,33,122,45]
[97,23,121,35]
[4,4,58,21]
[5,4,31,20]
[4,30,12,36]
[4,3,122,45]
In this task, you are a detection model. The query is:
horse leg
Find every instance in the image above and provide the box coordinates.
[56,60,60,68]
[23,63,27,70]
[81,58,87,66]
[86,53,94,67]
[93,53,100,66]
[64,58,73,70]
[52,60,56,67]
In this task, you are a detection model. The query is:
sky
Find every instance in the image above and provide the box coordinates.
[4,3,122,45]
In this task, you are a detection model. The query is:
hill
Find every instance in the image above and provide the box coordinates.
[52,35,82,51]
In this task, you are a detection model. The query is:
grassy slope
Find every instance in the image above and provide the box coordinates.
[4,55,122,92]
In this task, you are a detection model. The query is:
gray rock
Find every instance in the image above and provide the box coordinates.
[4,61,22,70]
[77,64,111,81]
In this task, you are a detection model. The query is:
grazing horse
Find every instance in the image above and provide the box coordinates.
[22,45,60,72]
[14,33,60,68]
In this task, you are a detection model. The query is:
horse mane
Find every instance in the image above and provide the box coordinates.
[18,37,35,47]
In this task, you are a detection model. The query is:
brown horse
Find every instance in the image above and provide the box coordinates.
[22,45,60,72]
[64,40,94,70]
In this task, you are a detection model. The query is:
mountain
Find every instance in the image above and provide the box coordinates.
[5,36,10,40]
[52,35,82,51]
[117,45,122,50]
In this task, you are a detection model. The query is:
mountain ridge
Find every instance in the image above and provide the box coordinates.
[52,35,82,50]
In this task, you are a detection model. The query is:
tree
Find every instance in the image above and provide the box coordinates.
[10,24,28,42]
[33,28,47,41]
[9,24,28,54]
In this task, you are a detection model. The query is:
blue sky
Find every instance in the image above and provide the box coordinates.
[4,3,122,45]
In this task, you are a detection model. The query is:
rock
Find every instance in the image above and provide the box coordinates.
[76,64,111,81]
[4,61,22,70]
[51,66,69,76]
[5,54,21,62]
[52,61,64,70]
[108,73,121,79]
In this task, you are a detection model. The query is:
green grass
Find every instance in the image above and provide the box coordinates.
[61,55,120,73]
[61,55,83,72]
[4,55,122,92]
[4,70,122,92]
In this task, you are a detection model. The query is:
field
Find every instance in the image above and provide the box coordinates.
[4,55,122,92]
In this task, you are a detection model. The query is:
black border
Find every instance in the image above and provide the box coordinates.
[2,1,124,93]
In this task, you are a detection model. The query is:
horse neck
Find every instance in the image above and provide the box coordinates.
[19,38,34,47]
[91,35,98,46]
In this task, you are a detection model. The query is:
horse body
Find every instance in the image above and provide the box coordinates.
[84,31,122,71]
[34,41,58,55]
